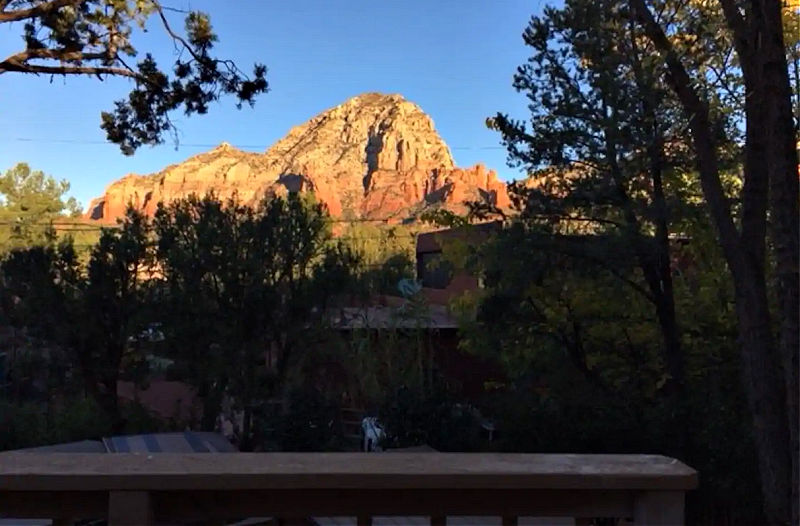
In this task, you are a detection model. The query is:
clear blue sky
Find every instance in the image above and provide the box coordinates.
[0,0,544,209]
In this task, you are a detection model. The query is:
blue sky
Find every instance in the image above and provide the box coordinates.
[0,0,543,208]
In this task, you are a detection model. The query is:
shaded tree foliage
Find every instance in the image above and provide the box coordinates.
[153,193,357,449]
[0,1,268,154]
[1,193,357,448]
[1,210,153,429]
[456,217,762,523]
[626,0,799,522]
[490,0,798,521]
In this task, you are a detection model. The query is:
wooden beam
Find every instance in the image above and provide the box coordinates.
[151,488,633,521]
[0,491,106,519]
[633,491,685,525]
[109,491,153,526]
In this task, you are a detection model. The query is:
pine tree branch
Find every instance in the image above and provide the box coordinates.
[0,0,83,24]
[0,59,139,78]
[0,43,140,79]
[153,1,203,62]
[2,48,110,65]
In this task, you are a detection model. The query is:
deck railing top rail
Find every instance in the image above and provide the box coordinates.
[0,452,697,491]
[0,453,698,525]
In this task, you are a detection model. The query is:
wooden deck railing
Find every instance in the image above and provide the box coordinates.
[0,452,697,525]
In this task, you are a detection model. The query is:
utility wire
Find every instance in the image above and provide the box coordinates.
[0,218,448,228]
[4,137,505,151]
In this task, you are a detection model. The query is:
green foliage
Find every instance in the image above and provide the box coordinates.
[0,396,178,451]
[0,2,268,154]
[258,386,342,452]
[378,386,484,452]
[0,163,82,251]
[1,208,155,429]
[338,222,415,295]
[485,0,794,520]
[1,193,357,448]
[153,192,356,448]
[458,215,762,523]
[419,209,470,229]
[460,223,663,400]
[81,208,154,417]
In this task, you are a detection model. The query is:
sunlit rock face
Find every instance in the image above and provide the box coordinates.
[87,92,509,223]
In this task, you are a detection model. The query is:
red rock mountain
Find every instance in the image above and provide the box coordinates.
[86,93,510,223]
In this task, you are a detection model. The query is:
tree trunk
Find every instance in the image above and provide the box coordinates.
[629,1,794,521]
[649,144,685,395]
[241,405,253,452]
[100,376,123,434]
[759,1,800,521]
[733,264,792,525]
[199,381,223,431]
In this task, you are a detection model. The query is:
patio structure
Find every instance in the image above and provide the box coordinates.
[0,452,697,525]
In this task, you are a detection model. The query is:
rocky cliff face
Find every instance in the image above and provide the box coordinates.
[86,92,509,222]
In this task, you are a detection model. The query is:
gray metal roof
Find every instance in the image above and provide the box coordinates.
[11,440,106,453]
[104,431,237,453]
[331,304,458,330]
[10,432,236,454]
[312,518,575,526]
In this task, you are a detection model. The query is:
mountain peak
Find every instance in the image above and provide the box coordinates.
[86,94,508,223]
[214,141,236,151]
[349,92,406,104]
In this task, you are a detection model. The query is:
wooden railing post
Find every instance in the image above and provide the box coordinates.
[633,490,685,525]
[108,491,153,526]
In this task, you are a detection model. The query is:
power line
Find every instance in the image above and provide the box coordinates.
[0,217,444,228]
[4,137,505,151]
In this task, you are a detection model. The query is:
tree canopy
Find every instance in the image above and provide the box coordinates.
[0,162,82,250]
[491,0,799,521]
[0,1,268,154]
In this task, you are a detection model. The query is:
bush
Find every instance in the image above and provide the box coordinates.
[256,387,342,451]
[0,396,176,451]
[378,386,485,451]
[0,397,111,450]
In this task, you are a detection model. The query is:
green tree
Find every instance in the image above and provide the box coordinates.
[457,216,762,522]
[153,193,356,449]
[0,238,82,350]
[0,208,153,429]
[628,0,799,521]
[495,0,798,519]
[0,163,82,251]
[0,1,268,154]
[488,0,702,400]
[339,222,415,295]
[80,208,153,428]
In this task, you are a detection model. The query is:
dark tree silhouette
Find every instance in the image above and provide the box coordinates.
[0,1,268,154]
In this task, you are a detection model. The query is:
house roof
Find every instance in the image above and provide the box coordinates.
[104,432,237,453]
[330,303,458,330]
[12,440,107,453]
[117,379,200,422]
[11,432,236,454]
